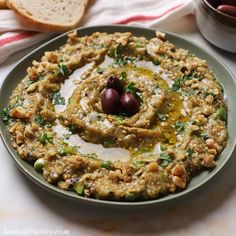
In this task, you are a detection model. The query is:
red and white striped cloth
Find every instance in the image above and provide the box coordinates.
[0,0,195,64]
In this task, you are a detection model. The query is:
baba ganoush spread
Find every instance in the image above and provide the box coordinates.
[2,31,227,201]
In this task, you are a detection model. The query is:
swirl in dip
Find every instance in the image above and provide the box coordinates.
[2,31,227,201]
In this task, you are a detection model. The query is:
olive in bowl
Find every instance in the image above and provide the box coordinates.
[196,0,236,53]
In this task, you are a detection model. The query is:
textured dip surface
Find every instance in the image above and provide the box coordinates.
[1,31,228,201]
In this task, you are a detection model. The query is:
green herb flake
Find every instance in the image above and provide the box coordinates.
[52,92,66,105]
[74,183,84,195]
[63,133,71,139]
[160,153,172,162]
[175,121,186,133]
[102,138,115,148]
[160,144,167,151]
[201,133,209,140]
[39,132,48,144]
[217,105,227,121]
[172,78,181,92]
[58,64,70,76]
[69,125,77,134]
[57,146,66,156]
[152,59,160,66]
[190,120,197,125]
[182,74,193,82]
[203,91,216,99]
[161,172,168,182]
[112,44,122,58]
[96,67,104,74]
[116,116,125,124]
[157,113,169,121]
[120,71,127,81]
[38,75,44,81]
[159,153,172,167]
[132,160,145,169]
[125,193,138,201]
[34,115,44,125]
[39,132,54,144]
[125,82,137,93]
[101,161,113,170]
[1,105,12,124]
[26,80,35,87]
[136,41,145,48]
[186,149,193,157]
[58,145,77,156]
[161,160,169,167]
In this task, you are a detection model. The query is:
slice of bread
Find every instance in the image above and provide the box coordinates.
[7,0,88,32]
[0,0,8,8]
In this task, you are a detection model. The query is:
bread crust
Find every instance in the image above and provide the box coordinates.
[0,0,8,9]
[7,0,89,32]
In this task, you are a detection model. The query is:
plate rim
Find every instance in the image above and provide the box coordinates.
[1,24,236,207]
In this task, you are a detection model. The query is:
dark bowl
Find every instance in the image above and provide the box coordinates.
[196,0,236,52]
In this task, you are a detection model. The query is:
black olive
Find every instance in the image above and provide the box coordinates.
[107,76,123,94]
[101,88,120,114]
[120,93,140,116]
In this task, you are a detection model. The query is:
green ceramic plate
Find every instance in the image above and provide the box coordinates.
[1,25,236,207]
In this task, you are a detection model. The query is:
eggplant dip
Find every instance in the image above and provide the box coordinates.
[1,31,227,201]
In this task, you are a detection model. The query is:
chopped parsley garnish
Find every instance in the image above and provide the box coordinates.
[203,91,216,99]
[34,115,45,125]
[136,41,145,48]
[63,133,71,139]
[57,146,77,156]
[52,92,66,105]
[160,144,167,151]
[58,64,70,76]
[124,82,142,102]
[120,71,127,81]
[26,80,35,87]
[113,56,136,67]
[1,105,12,124]
[172,78,181,91]
[125,82,136,93]
[159,153,172,167]
[157,113,169,121]
[161,172,168,182]
[74,183,84,195]
[201,133,209,140]
[182,74,193,82]
[172,73,195,92]
[101,161,113,170]
[113,44,122,58]
[190,120,197,125]
[175,121,186,133]
[152,59,160,66]
[96,67,104,74]
[186,149,194,158]
[125,193,138,201]
[132,160,145,169]
[68,125,77,134]
[102,138,115,147]
[95,43,105,49]
[39,132,54,144]
[116,115,125,124]
[217,105,227,121]
[38,75,44,81]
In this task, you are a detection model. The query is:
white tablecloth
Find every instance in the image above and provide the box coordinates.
[1,15,236,236]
